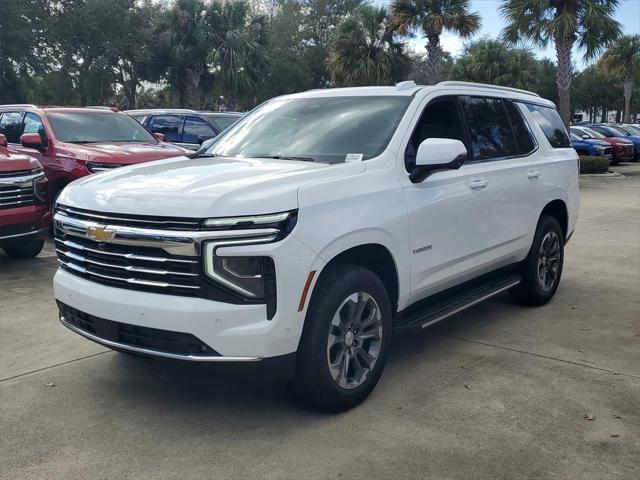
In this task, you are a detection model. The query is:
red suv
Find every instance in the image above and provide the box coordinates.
[0,105,190,204]
[0,134,50,258]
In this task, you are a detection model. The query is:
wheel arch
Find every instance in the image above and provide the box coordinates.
[314,243,400,313]
[540,199,568,239]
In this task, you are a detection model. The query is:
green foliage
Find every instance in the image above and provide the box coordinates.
[391,0,481,83]
[327,6,411,86]
[579,156,610,174]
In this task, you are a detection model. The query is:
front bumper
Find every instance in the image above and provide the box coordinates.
[53,233,322,359]
[0,204,50,245]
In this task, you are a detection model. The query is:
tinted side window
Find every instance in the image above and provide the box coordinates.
[505,101,535,155]
[0,112,25,143]
[405,97,467,172]
[525,104,570,148]
[150,115,184,142]
[182,116,216,144]
[23,112,46,138]
[460,97,518,160]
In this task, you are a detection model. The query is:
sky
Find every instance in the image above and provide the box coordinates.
[377,0,640,70]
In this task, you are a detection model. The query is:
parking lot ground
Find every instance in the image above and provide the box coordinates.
[1,163,639,480]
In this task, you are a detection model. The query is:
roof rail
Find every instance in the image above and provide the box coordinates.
[0,104,38,108]
[436,81,540,98]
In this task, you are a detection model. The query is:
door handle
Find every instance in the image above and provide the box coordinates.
[469,179,488,190]
[527,170,541,179]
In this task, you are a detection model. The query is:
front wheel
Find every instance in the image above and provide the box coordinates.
[294,264,392,412]
[3,238,45,259]
[511,215,564,306]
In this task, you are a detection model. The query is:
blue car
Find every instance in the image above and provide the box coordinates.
[586,124,640,161]
[570,133,612,161]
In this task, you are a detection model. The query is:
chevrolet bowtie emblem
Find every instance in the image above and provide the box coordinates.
[86,225,115,243]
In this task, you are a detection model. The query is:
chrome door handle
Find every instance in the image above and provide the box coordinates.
[527,170,541,179]
[469,179,488,190]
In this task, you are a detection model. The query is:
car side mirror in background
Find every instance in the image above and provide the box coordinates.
[197,134,215,145]
[410,138,467,183]
[582,134,590,140]
[20,133,44,150]
[0,134,7,147]
[153,132,166,142]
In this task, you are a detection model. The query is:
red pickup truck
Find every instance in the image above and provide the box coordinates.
[0,105,190,205]
[0,134,50,258]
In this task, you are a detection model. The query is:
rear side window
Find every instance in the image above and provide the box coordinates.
[150,115,184,142]
[525,104,571,148]
[505,101,536,155]
[460,97,518,160]
[0,112,24,143]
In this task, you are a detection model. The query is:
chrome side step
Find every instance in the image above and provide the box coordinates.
[395,271,521,329]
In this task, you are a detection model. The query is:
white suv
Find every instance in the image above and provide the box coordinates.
[53,81,579,411]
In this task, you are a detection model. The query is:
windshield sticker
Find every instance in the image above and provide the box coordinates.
[345,153,363,162]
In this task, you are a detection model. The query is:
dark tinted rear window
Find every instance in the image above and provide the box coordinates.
[506,101,535,155]
[0,112,24,143]
[525,104,571,148]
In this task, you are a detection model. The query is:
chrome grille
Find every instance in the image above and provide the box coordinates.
[0,169,42,209]
[54,206,279,301]
[56,204,201,230]
[55,235,202,296]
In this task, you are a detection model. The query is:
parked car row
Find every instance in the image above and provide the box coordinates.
[570,123,640,165]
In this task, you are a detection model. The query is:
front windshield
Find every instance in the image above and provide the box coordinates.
[576,127,605,139]
[48,112,157,143]
[610,125,632,136]
[204,113,242,131]
[209,96,412,163]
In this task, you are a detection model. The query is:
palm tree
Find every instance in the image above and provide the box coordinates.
[500,0,621,127]
[451,39,540,91]
[390,0,481,84]
[327,5,411,86]
[598,35,640,123]
[201,0,269,104]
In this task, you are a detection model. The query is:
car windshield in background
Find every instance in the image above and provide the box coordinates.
[48,112,157,143]
[578,127,606,139]
[209,96,412,163]
[203,114,242,131]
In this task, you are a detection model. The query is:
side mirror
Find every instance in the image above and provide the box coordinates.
[410,138,467,183]
[197,134,215,145]
[0,134,7,147]
[582,134,590,140]
[20,133,44,150]
[153,132,166,142]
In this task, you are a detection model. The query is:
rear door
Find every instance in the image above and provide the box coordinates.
[148,115,185,145]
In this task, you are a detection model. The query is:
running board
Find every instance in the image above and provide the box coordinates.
[395,271,521,329]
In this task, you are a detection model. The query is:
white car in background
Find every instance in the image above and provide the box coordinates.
[54,81,579,411]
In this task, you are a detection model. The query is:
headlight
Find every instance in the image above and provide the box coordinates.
[87,162,124,173]
[203,210,297,234]
[204,254,271,298]
[32,169,47,203]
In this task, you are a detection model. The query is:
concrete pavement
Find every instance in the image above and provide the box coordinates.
[1,164,639,479]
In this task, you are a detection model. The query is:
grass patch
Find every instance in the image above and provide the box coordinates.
[580,156,610,174]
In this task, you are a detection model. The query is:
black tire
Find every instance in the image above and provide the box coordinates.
[294,263,392,412]
[3,238,45,259]
[511,215,564,306]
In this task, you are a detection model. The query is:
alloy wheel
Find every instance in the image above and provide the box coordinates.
[537,231,561,291]
[326,292,383,390]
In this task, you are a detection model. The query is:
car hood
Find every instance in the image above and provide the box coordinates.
[0,147,41,172]
[58,156,365,218]
[57,141,189,164]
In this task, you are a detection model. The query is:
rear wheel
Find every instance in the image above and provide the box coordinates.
[294,264,392,412]
[3,238,45,259]
[511,215,564,306]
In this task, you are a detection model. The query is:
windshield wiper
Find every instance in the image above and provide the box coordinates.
[249,155,315,162]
